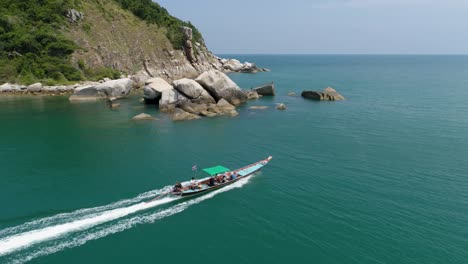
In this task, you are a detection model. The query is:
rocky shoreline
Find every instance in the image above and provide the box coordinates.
[1,65,345,122]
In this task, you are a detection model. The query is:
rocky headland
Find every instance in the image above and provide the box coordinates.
[0,0,345,123]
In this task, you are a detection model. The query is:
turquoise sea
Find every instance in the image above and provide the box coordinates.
[1,55,468,263]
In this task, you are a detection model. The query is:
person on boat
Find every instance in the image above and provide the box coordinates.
[190,177,198,190]
[208,177,216,187]
[173,182,183,192]
[215,174,222,183]
[230,172,237,180]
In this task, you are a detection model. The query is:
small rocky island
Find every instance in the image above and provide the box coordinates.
[301,87,345,101]
[67,69,275,121]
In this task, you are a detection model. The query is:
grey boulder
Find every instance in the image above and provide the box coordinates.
[253,82,275,96]
[69,85,103,101]
[95,78,133,99]
[132,113,157,120]
[276,103,287,110]
[70,79,133,101]
[195,70,247,105]
[222,59,243,72]
[0,83,24,92]
[173,78,215,104]
[27,83,42,92]
[246,90,260,100]
[144,77,173,102]
[159,89,189,112]
[301,87,345,101]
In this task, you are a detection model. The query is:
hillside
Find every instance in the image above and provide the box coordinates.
[0,0,221,85]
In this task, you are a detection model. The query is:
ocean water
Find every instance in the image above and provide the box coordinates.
[1,55,468,263]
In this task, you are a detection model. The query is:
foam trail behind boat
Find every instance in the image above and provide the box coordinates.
[0,188,175,257]
[0,187,171,238]
[6,177,253,264]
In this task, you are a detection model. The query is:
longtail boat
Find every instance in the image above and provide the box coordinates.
[147,156,272,202]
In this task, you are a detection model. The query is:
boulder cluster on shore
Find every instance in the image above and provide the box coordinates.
[142,70,275,121]
[0,82,77,95]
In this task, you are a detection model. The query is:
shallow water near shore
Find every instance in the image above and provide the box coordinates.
[1,55,468,263]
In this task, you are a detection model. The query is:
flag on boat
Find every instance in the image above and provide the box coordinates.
[192,165,197,171]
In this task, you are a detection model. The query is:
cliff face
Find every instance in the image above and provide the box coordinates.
[64,0,222,82]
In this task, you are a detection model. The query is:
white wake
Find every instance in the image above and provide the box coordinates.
[0,177,252,263]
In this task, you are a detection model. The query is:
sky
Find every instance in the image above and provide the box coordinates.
[156,0,468,54]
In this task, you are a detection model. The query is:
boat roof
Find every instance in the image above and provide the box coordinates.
[202,165,230,176]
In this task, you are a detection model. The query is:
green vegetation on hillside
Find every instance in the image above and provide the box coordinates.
[113,0,203,49]
[0,0,82,84]
[0,0,205,84]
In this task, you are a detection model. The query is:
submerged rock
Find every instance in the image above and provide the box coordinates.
[172,108,201,121]
[132,113,156,120]
[276,103,287,110]
[301,87,345,101]
[253,82,275,96]
[249,106,269,110]
[179,101,208,115]
[195,70,247,105]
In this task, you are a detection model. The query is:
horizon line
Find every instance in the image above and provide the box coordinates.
[214,53,468,56]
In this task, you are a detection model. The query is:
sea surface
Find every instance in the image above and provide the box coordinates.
[1,55,468,263]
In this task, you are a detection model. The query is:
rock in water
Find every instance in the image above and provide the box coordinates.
[216,98,239,116]
[159,89,188,112]
[173,78,215,104]
[253,82,275,96]
[70,79,133,101]
[108,97,120,108]
[323,87,345,100]
[144,77,173,102]
[276,103,287,110]
[132,113,156,120]
[95,78,133,99]
[179,102,208,115]
[172,108,201,121]
[222,59,243,72]
[249,106,269,110]
[301,87,345,101]
[69,85,102,101]
[195,70,247,105]
[246,91,260,100]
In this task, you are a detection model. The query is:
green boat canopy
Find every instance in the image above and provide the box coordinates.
[202,165,230,176]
